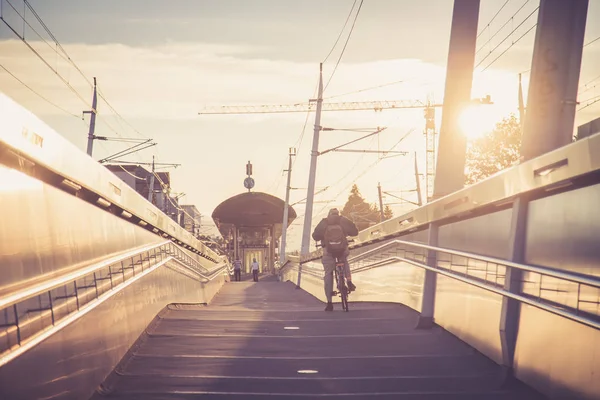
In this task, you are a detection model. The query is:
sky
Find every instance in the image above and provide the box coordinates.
[1,0,599,250]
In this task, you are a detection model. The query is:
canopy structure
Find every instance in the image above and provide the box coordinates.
[212,192,297,272]
[212,192,296,241]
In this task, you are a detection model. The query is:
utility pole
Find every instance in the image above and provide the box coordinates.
[280,148,296,266]
[298,64,324,287]
[377,182,384,222]
[84,77,98,157]
[518,73,525,136]
[414,152,423,207]
[300,64,324,257]
[148,155,155,204]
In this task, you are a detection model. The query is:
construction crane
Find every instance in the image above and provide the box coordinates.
[197,96,491,202]
[199,99,444,202]
[198,100,436,115]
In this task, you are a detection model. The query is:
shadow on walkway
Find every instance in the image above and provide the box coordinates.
[92,281,546,399]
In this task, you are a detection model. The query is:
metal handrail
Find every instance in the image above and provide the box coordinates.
[280,263,323,279]
[345,239,600,289]
[354,255,600,331]
[0,240,171,310]
[166,256,227,283]
[0,241,228,368]
[294,238,599,331]
[201,262,231,281]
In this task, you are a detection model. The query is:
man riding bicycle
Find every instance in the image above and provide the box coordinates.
[312,208,359,311]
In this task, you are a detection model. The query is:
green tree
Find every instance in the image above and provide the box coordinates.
[383,204,394,221]
[465,114,522,185]
[341,184,381,231]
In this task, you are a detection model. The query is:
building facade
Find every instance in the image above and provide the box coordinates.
[181,205,202,237]
[105,165,181,223]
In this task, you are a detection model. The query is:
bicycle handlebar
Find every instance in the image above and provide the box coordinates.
[314,238,355,249]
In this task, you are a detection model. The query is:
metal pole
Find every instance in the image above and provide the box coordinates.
[520,0,588,160]
[280,148,295,266]
[147,156,155,203]
[414,152,423,207]
[234,228,238,260]
[85,77,98,156]
[377,182,384,222]
[433,0,480,198]
[499,195,529,382]
[300,64,324,256]
[518,73,525,135]
[416,223,439,329]
[298,64,324,288]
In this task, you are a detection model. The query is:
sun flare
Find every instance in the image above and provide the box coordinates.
[459,105,498,140]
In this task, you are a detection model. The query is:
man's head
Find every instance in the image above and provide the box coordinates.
[327,208,341,224]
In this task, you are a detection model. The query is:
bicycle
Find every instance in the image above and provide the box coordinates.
[333,254,350,312]
[316,241,352,312]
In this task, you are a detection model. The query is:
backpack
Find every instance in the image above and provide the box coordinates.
[323,215,347,256]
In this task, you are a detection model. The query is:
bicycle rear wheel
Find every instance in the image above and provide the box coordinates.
[341,286,349,312]
[337,265,349,312]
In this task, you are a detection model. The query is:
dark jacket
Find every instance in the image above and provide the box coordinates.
[312,215,359,243]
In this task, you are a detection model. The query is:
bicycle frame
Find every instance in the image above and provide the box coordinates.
[332,256,350,312]
[315,241,351,312]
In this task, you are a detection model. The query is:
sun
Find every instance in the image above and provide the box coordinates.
[459,104,498,140]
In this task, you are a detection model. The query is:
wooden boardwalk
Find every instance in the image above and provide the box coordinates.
[93,281,544,399]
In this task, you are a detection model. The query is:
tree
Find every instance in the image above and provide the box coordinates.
[341,184,381,231]
[383,204,394,221]
[465,114,522,185]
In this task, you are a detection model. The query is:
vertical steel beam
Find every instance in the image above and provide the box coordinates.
[416,223,439,329]
[280,148,295,266]
[433,0,480,198]
[521,0,589,160]
[499,196,529,378]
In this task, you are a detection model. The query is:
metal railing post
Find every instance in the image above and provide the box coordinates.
[416,223,439,329]
[499,195,529,378]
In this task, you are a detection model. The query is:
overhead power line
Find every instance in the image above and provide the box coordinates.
[477,0,511,39]
[475,6,539,70]
[324,79,406,100]
[287,135,378,227]
[97,91,148,140]
[319,127,386,156]
[291,78,320,170]
[0,11,91,106]
[114,164,147,181]
[480,23,537,72]
[268,78,319,195]
[2,0,151,144]
[3,0,69,65]
[584,35,600,48]
[311,128,414,223]
[324,0,364,92]
[322,0,358,64]
[580,73,600,93]
[476,0,531,55]
[579,82,599,95]
[578,94,600,112]
[0,62,80,117]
